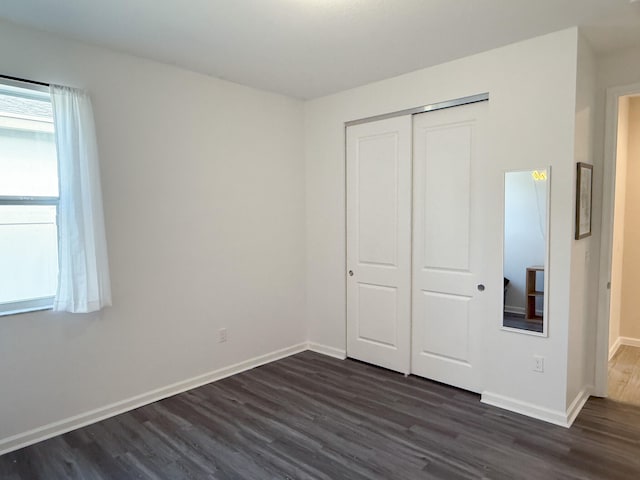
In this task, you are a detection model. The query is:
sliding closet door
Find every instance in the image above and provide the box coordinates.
[346,116,412,374]
[411,101,489,393]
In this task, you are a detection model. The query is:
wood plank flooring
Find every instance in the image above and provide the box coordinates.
[1,351,640,479]
[609,344,640,406]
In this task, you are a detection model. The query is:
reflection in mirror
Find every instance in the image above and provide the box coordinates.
[503,169,548,334]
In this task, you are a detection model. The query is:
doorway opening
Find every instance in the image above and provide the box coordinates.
[607,93,640,405]
[599,87,640,405]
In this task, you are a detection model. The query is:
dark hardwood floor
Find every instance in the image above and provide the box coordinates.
[1,351,639,479]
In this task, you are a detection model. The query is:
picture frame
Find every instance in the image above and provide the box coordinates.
[575,162,593,240]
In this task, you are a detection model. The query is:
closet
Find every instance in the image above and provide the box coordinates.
[346,96,491,393]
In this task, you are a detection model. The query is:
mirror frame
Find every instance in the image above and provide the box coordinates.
[501,166,551,338]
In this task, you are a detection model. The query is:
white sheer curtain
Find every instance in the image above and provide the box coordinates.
[50,85,111,313]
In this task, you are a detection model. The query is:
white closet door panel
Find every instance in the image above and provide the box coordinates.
[357,133,398,266]
[347,116,411,374]
[357,283,398,347]
[412,101,489,393]
[422,124,472,271]
[418,291,470,362]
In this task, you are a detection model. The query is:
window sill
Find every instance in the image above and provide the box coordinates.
[0,297,54,317]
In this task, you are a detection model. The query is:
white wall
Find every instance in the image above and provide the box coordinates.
[305,29,580,419]
[597,45,640,95]
[620,97,640,341]
[504,171,548,313]
[608,96,630,352]
[566,35,597,409]
[0,19,306,448]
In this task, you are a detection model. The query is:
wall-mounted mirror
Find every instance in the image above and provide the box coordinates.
[503,168,549,336]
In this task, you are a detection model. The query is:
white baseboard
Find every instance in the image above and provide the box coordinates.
[609,336,622,360]
[307,342,347,360]
[566,387,592,427]
[610,336,640,360]
[620,336,640,348]
[481,391,587,428]
[0,343,308,456]
[6,342,598,454]
[504,306,543,317]
[504,305,525,315]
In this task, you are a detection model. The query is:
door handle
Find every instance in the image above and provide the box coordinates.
[477,284,485,292]
[348,270,354,277]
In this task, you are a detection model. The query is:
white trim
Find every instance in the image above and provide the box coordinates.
[0,343,308,456]
[619,336,640,348]
[566,387,592,427]
[307,342,347,360]
[0,77,49,94]
[609,336,622,360]
[482,391,575,428]
[0,296,55,317]
[595,80,640,397]
[500,166,552,339]
[0,116,54,133]
[503,305,525,315]
[0,340,599,454]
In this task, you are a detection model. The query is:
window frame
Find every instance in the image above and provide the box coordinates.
[0,78,59,316]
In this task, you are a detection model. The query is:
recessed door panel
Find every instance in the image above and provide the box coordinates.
[357,284,398,348]
[422,125,472,271]
[419,291,470,363]
[357,133,398,266]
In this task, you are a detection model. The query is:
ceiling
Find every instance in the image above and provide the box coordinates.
[1,0,640,99]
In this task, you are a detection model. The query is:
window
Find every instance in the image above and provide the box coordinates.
[0,81,59,315]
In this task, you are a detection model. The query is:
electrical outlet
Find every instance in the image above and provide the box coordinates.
[218,328,228,343]
[533,355,544,373]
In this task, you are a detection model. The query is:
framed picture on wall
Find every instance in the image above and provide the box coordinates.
[575,162,593,240]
